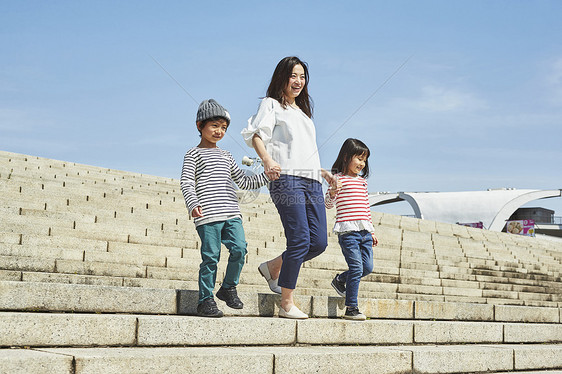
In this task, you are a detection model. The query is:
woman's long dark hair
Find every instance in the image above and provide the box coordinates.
[266,56,313,118]
[331,138,371,179]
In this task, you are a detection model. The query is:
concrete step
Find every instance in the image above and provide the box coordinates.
[2,313,562,373]
[0,181,184,213]
[0,228,560,286]
[0,195,191,229]
[3,345,561,374]
[1,280,560,322]
[2,241,560,305]
[0,280,176,314]
[3,202,558,275]
[2,161,177,188]
[493,371,562,374]
[4,150,562,374]
[1,310,562,348]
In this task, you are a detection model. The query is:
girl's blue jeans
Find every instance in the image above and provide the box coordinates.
[195,217,247,303]
[338,230,374,307]
[270,175,328,290]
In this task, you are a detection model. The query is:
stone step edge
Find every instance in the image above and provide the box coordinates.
[1,280,561,322]
[2,344,562,374]
[5,268,562,308]
[12,268,562,308]
[3,265,562,309]
[2,311,562,348]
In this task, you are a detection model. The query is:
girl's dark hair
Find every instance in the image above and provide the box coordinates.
[266,56,313,118]
[331,138,371,178]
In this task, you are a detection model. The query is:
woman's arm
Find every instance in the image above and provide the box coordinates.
[252,134,281,181]
[321,168,339,189]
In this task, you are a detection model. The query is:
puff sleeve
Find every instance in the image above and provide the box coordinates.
[241,97,277,148]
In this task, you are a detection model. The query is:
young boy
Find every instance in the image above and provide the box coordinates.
[180,99,270,317]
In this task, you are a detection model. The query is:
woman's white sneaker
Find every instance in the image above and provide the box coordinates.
[279,305,308,319]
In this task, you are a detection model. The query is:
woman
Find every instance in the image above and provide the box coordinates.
[242,56,337,319]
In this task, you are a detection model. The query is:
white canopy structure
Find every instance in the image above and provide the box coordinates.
[369,189,562,231]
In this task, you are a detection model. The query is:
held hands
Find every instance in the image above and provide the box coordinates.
[263,158,281,181]
[191,206,204,218]
[328,176,342,198]
[322,170,340,194]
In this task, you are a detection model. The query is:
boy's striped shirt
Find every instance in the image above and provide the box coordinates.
[180,147,269,226]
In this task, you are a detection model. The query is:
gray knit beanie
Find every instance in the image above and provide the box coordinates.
[196,99,231,125]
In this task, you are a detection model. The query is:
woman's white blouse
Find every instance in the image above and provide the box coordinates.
[241,97,323,183]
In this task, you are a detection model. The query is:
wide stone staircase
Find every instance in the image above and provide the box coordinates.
[1,149,562,373]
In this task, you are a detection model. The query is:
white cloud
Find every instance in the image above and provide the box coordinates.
[412,85,488,113]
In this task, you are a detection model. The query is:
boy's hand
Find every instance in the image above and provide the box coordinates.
[191,207,204,218]
[372,234,378,247]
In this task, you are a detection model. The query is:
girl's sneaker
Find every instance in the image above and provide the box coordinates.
[344,306,366,321]
[331,274,346,297]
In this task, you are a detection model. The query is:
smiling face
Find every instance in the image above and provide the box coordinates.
[283,64,306,103]
[346,152,368,177]
[197,118,228,148]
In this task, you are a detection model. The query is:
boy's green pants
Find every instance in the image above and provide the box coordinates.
[195,217,247,303]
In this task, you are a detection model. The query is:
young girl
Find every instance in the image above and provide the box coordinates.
[325,138,379,321]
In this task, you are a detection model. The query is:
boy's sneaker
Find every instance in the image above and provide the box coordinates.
[344,306,366,321]
[197,297,224,318]
[331,274,346,297]
[216,286,244,309]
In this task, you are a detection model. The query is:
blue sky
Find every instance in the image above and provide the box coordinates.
[1,0,561,217]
